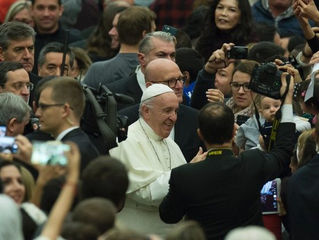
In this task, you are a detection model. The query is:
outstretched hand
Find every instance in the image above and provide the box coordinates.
[275,59,302,83]
[190,147,207,163]
[293,0,319,24]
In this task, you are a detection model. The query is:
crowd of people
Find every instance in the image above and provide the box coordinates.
[0,0,319,240]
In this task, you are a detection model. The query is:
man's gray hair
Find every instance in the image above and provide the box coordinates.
[138,97,155,117]
[0,22,35,51]
[138,31,177,54]
[0,92,31,125]
[38,41,74,67]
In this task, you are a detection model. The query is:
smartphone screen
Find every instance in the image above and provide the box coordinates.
[0,126,6,137]
[31,141,70,166]
[260,178,280,214]
[0,136,18,154]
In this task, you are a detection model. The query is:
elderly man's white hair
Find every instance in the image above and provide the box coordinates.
[0,194,23,240]
[225,226,276,240]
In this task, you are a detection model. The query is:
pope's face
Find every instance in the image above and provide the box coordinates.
[143,92,179,138]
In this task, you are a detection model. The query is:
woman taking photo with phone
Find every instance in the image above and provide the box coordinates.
[196,0,255,61]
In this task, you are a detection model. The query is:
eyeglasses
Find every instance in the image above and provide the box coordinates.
[152,75,186,88]
[12,82,34,91]
[230,82,250,92]
[37,103,65,110]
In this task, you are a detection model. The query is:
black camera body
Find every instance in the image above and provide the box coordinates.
[249,63,282,99]
[227,46,248,59]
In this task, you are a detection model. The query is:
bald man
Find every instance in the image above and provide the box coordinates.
[144,58,184,102]
[119,58,203,162]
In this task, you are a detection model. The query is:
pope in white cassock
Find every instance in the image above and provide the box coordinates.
[110,84,187,236]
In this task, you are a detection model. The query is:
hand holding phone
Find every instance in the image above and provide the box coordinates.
[227,46,248,59]
[0,136,18,154]
[205,43,234,73]
[260,178,281,214]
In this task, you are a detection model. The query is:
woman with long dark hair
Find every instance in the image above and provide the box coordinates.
[196,0,255,61]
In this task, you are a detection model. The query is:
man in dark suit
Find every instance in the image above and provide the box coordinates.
[35,76,99,171]
[119,58,202,162]
[286,120,319,240]
[106,31,177,110]
[159,73,296,240]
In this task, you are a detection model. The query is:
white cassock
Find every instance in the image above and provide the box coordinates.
[110,118,186,236]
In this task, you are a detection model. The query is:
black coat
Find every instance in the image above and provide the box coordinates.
[61,128,100,172]
[159,123,295,240]
[286,154,319,240]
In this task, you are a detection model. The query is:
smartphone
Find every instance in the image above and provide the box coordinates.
[0,136,18,154]
[0,126,6,137]
[31,141,70,166]
[260,178,281,214]
[162,25,178,36]
[260,121,273,150]
[227,46,248,59]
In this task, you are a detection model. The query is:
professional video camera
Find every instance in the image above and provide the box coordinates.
[81,84,134,154]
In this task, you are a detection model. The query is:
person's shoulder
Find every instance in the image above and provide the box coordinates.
[62,128,89,142]
[171,161,192,176]
[118,53,139,65]
[86,60,106,72]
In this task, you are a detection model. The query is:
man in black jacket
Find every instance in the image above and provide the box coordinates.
[159,72,296,240]
[35,77,99,171]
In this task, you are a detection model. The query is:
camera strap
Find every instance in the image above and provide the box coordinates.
[254,74,291,151]
[254,103,279,152]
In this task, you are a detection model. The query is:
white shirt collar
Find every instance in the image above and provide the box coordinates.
[136,65,147,92]
[56,126,79,141]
